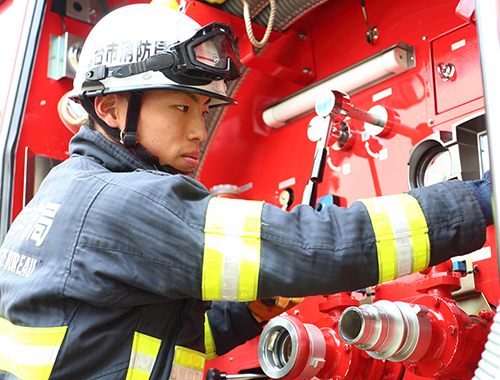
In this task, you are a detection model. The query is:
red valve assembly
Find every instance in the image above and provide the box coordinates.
[258,261,493,380]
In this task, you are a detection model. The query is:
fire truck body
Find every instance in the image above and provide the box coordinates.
[1,0,499,379]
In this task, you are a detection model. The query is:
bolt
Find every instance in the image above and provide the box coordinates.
[229,357,233,361]
[302,67,312,75]
[297,32,307,41]
[294,310,300,315]
[432,297,441,307]
[428,119,434,126]
[422,35,428,41]
[344,344,351,353]
[479,309,493,321]
[447,325,457,335]
[407,364,418,374]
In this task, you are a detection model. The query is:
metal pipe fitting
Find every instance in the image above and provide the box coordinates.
[258,315,326,380]
[339,300,432,362]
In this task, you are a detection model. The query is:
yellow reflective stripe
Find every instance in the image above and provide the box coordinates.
[204,314,218,361]
[169,346,206,380]
[360,194,430,283]
[361,197,398,283]
[203,198,264,302]
[0,317,67,380]
[126,332,162,380]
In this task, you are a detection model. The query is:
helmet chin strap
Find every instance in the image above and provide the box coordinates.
[79,92,161,168]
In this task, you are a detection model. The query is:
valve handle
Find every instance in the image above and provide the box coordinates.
[316,90,386,127]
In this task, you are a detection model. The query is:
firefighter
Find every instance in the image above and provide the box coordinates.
[0,3,493,380]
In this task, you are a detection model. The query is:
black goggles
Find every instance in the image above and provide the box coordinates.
[85,22,241,87]
[171,22,241,82]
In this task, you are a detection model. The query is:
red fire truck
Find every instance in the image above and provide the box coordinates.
[1,0,500,379]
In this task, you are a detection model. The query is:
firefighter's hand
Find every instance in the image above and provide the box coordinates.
[248,296,304,323]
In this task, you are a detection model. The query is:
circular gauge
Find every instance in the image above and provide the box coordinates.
[416,147,452,187]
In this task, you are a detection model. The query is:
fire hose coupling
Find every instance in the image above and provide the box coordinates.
[338,300,432,362]
[258,315,326,380]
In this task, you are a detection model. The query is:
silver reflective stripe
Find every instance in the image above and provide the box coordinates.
[129,351,156,373]
[126,332,162,380]
[169,346,206,380]
[221,236,247,301]
[169,364,204,380]
[0,336,60,365]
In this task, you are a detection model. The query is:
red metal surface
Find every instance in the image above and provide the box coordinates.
[195,0,485,207]
[409,263,491,379]
[432,24,483,114]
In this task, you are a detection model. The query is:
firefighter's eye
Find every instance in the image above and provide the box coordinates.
[175,105,189,112]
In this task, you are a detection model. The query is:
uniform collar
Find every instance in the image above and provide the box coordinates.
[69,127,155,172]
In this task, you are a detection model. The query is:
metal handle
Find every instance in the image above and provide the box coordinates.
[437,62,456,81]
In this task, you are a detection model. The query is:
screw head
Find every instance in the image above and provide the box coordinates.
[408,364,418,374]
[447,325,457,335]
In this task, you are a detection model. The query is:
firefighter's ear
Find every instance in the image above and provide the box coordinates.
[94,94,126,129]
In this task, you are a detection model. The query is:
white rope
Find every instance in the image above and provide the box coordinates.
[240,0,276,48]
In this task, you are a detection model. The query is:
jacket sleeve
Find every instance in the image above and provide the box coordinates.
[205,301,263,358]
[253,179,486,298]
[71,172,486,304]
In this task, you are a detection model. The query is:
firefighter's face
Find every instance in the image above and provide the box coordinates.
[136,90,209,172]
[96,89,209,172]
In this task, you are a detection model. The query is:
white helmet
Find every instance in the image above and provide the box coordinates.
[71,3,240,106]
